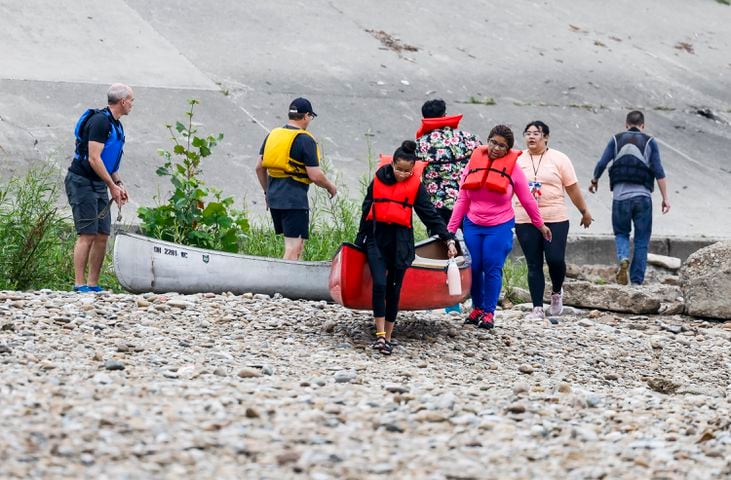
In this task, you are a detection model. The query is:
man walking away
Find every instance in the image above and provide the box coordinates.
[589,110,670,285]
[65,83,133,292]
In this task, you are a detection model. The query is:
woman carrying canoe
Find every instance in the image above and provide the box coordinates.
[355,140,458,355]
[448,125,552,329]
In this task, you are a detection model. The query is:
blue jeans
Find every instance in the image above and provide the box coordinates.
[612,196,652,284]
[463,217,514,313]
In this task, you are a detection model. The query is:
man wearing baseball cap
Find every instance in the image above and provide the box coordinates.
[255,97,337,260]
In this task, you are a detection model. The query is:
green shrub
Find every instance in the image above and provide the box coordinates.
[0,165,67,290]
[138,99,249,253]
[0,166,120,291]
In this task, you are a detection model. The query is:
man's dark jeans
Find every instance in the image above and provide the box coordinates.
[612,196,652,284]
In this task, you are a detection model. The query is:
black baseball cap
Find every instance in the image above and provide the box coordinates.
[288,97,317,117]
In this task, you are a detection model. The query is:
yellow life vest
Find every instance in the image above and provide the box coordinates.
[261,127,320,185]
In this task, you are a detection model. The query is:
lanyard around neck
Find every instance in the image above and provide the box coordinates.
[529,148,547,179]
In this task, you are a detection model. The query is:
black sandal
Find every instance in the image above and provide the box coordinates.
[372,336,387,350]
[379,340,393,355]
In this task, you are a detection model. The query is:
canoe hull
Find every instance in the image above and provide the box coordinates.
[113,232,332,300]
[329,238,471,311]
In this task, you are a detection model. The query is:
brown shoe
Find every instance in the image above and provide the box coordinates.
[616,259,629,285]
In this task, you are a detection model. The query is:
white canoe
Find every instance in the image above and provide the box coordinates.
[113,232,332,300]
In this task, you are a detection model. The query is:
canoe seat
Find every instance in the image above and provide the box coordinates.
[412,255,465,269]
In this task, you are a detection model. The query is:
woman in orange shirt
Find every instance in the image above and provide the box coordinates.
[514,121,593,320]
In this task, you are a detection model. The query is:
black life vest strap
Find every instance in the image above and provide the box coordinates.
[487,166,515,189]
[372,197,414,209]
[467,164,515,189]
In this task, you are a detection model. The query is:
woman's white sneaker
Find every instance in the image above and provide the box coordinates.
[549,289,564,316]
[525,306,545,320]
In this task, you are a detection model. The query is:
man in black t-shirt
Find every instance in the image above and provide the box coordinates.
[255,98,337,260]
[65,83,134,292]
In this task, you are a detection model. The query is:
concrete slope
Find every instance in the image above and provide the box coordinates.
[0,0,729,237]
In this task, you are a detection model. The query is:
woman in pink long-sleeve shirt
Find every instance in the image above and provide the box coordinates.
[448,125,552,329]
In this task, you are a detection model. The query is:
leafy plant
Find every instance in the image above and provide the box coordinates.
[138,100,249,253]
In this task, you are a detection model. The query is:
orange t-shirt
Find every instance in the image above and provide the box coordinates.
[514,148,578,224]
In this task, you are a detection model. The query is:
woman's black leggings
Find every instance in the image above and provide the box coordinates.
[366,243,406,322]
[515,221,569,307]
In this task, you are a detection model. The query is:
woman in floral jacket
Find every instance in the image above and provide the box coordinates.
[416,99,481,227]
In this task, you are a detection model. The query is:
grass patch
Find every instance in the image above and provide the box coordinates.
[502,257,529,302]
[463,96,497,106]
[567,103,606,111]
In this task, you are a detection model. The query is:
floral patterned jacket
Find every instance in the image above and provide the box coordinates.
[416,126,481,210]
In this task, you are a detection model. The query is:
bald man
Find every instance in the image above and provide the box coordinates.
[65,83,134,292]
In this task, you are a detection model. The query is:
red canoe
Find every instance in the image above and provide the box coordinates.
[329,237,472,311]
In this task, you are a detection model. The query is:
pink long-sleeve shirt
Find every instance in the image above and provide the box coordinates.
[448,155,544,232]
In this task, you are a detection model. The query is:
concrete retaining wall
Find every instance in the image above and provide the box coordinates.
[509,234,727,265]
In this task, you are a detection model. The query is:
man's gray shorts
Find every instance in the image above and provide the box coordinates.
[64,171,111,235]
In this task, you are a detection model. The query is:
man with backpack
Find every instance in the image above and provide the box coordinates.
[589,110,670,285]
[65,83,134,292]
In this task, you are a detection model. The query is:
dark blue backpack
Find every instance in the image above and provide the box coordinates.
[72,108,124,175]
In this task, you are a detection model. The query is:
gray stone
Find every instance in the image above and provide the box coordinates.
[435,392,457,410]
[334,370,356,383]
[518,364,534,374]
[681,241,731,320]
[562,281,661,314]
[237,368,262,378]
[662,324,683,334]
[385,384,409,394]
[513,383,530,395]
[506,402,527,414]
[104,359,125,371]
[647,253,682,271]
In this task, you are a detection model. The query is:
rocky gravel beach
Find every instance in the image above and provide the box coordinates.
[1,290,729,479]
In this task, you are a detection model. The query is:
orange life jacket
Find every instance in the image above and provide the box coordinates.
[461,146,520,193]
[415,114,463,139]
[366,169,421,228]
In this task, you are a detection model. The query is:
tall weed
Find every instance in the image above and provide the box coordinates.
[0,166,120,291]
[0,166,66,289]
